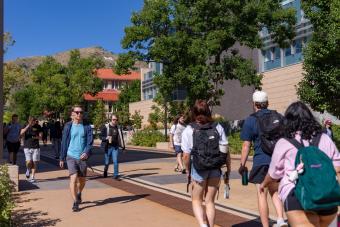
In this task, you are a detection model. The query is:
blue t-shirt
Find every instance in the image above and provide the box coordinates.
[240,109,272,167]
[6,123,21,143]
[67,123,86,159]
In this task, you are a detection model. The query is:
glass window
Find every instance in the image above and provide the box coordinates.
[285,46,292,56]
[263,50,271,62]
[295,39,303,54]
[275,47,281,59]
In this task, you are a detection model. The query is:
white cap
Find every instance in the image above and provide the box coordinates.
[252,90,268,103]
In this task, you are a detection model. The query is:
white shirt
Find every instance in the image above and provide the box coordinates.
[170,123,186,146]
[181,123,228,154]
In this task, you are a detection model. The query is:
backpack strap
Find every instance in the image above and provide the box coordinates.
[310,133,323,147]
[286,138,304,150]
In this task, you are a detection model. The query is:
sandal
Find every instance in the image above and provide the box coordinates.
[174,167,181,172]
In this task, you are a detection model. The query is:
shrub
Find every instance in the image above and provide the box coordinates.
[0,165,14,226]
[131,129,167,147]
[228,131,254,156]
[332,124,340,149]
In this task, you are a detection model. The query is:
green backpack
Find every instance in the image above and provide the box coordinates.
[287,133,340,211]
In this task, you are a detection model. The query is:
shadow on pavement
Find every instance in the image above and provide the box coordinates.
[123,172,158,179]
[12,192,61,227]
[19,180,40,191]
[12,208,61,227]
[120,168,161,173]
[79,194,150,211]
[231,218,276,227]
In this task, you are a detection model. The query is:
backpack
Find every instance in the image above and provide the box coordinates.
[191,122,226,170]
[287,133,340,211]
[252,110,283,156]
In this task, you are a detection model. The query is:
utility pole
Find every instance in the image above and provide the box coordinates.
[0,0,4,160]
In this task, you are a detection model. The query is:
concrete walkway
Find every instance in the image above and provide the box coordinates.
[7,144,277,227]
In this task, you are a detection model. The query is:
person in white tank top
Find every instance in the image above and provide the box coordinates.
[169,114,186,173]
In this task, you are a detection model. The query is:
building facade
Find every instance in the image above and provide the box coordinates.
[84,69,140,117]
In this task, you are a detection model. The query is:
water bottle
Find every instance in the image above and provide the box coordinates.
[242,168,248,186]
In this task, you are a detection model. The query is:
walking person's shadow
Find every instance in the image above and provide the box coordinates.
[79,194,149,211]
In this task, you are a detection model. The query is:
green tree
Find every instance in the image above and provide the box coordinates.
[131,110,143,129]
[4,63,28,104]
[13,50,104,119]
[113,80,141,126]
[92,100,107,131]
[115,0,296,106]
[297,0,340,117]
[4,32,15,53]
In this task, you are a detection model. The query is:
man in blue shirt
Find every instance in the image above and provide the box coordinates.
[60,105,93,212]
[239,91,287,227]
[4,114,21,164]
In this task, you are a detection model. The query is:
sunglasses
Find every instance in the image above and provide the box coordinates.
[73,111,83,115]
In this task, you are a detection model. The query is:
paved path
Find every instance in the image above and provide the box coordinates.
[5,144,278,227]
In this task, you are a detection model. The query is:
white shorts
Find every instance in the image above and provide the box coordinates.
[24,148,40,162]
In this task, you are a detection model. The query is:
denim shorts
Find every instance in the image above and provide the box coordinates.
[174,145,183,154]
[191,165,221,183]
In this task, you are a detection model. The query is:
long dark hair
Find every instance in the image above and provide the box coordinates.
[284,101,322,140]
[191,100,212,124]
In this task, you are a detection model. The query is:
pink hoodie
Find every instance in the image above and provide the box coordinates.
[268,133,340,202]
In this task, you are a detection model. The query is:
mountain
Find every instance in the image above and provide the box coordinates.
[6,46,147,71]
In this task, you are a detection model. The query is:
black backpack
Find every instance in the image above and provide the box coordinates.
[252,110,284,156]
[191,122,226,170]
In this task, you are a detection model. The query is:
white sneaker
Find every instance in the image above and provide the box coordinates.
[29,178,36,183]
[25,169,30,179]
[276,219,288,227]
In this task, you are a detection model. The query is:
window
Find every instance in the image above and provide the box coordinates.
[295,39,303,54]
[263,50,271,62]
[275,47,281,59]
[285,46,292,56]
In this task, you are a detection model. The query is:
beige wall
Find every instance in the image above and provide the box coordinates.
[262,63,303,114]
[129,100,157,126]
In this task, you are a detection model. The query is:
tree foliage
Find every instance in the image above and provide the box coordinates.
[4,63,28,104]
[92,100,107,131]
[131,110,143,129]
[297,0,340,117]
[13,50,104,119]
[113,80,141,126]
[115,0,296,106]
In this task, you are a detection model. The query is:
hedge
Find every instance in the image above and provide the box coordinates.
[0,165,14,226]
[131,129,167,147]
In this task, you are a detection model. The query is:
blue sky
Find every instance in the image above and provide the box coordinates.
[5,0,144,61]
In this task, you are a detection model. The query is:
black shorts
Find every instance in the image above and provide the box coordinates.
[66,156,87,177]
[249,165,269,184]
[6,141,20,153]
[284,189,338,216]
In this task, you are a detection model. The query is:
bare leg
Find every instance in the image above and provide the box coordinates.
[31,162,38,179]
[69,174,78,202]
[77,177,86,194]
[192,180,208,226]
[287,210,318,227]
[268,182,285,220]
[177,153,184,170]
[204,177,220,227]
[256,184,270,227]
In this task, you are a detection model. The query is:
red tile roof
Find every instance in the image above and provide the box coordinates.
[96,69,140,81]
[84,89,120,102]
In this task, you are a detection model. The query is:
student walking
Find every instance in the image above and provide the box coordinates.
[60,105,93,212]
[21,117,42,183]
[260,101,340,227]
[100,115,125,179]
[169,114,186,174]
[182,100,228,227]
[4,114,21,164]
[51,121,62,159]
[239,91,287,227]
[42,122,49,146]
[323,119,334,140]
